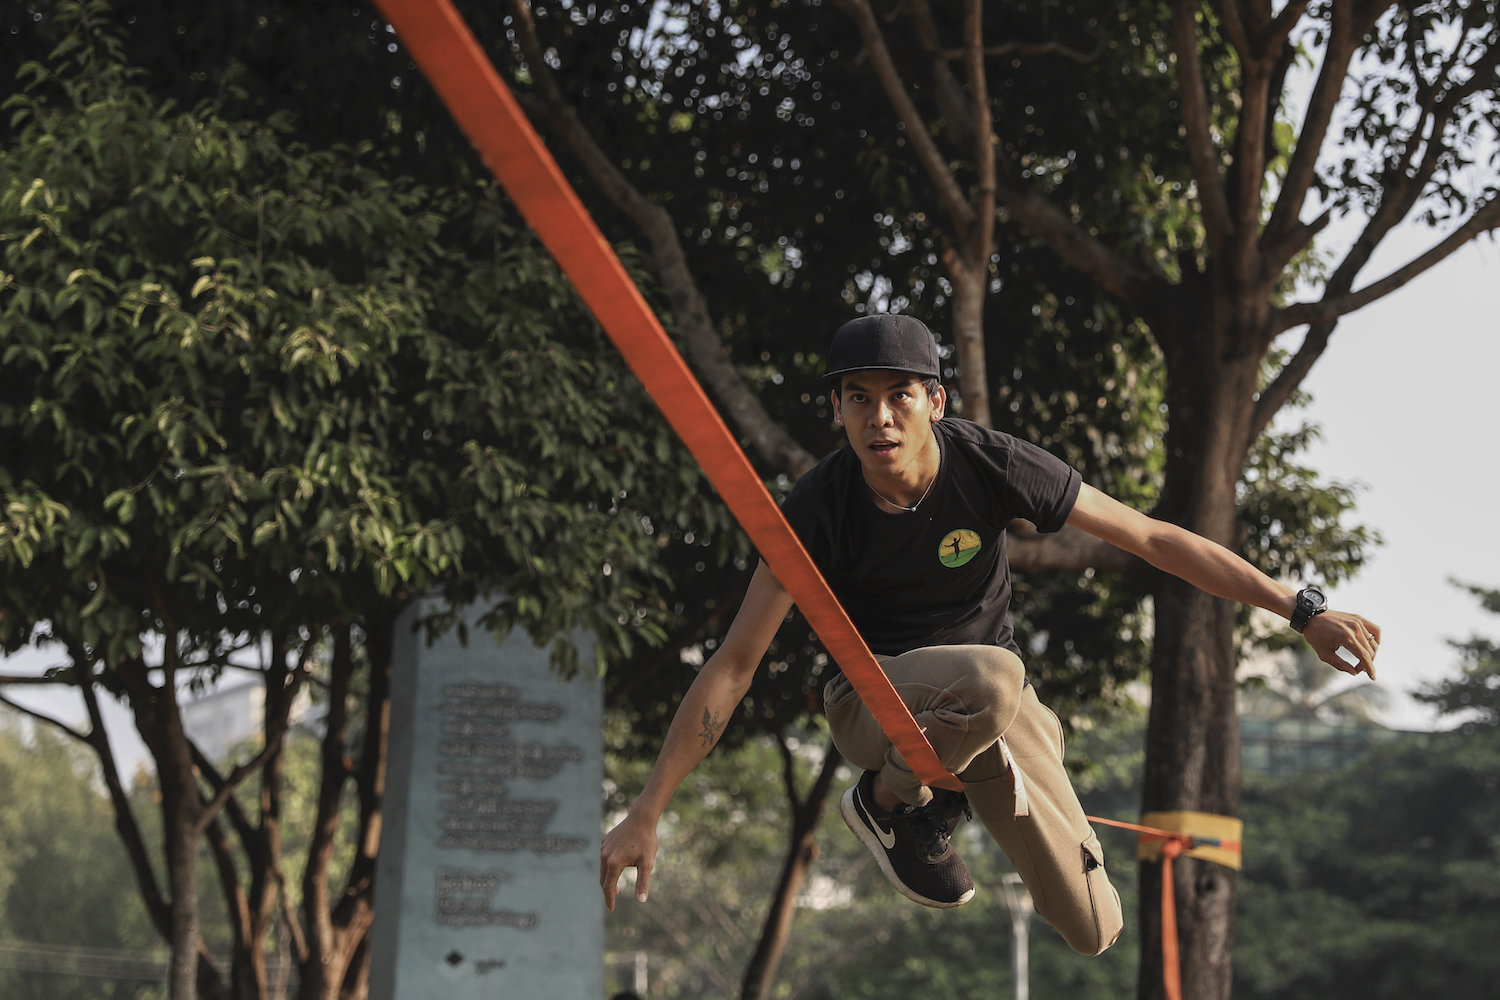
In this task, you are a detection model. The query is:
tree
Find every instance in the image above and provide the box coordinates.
[1415,581,1500,727]
[0,6,719,998]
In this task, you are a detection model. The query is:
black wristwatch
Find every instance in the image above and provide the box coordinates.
[1289,586,1327,633]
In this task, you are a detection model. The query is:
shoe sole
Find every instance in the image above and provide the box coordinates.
[840,786,975,909]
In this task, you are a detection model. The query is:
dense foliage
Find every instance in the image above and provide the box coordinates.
[0,3,733,668]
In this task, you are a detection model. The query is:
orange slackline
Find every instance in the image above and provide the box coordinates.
[1088,815,1243,1000]
[374,0,962,793]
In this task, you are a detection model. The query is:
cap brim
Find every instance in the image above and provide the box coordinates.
[822,365,941,383]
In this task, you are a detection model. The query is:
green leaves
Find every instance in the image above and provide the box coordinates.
[1415,582,1500,727]
[0,3,719,672]
[0,484,70,569]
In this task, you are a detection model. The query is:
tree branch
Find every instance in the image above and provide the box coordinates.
[1207,0,1254,60]
[994,197,1164,309]
[0,672,71,685]
[272,859,310,964]
[189,739,260,855]
[1006,522,1143,574]
[1214,0,1291,284]
[833,0,976,232]
[1262,205,1331,276]
[639,898,741,995]
[0,690,89,740]
[795,739,844,830]
[77,669,173,940]
[907,0,976,152]
[1273,25,1500,329]
[331,611,393,930]
[303,625,352,962]
[1167,0,1235,255]
[1277,198,1500,331]
[941,41,1103,64]
[965,0,996,248]
[505,0,816,479]
[204,814,253,976]
[907,0,1161,307]
[1264,0,1393,246]
[194,726,288,834]
[1265,0,1313,49]
[1247,321,1334,445]
[776,732,805,814]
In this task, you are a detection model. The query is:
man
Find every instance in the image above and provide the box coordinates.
[600,315,1380,954]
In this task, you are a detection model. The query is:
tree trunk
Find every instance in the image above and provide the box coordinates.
[298,611,395,1000]
[1138,578,1240,1000]
[944,250,992,428]
[1136,326,1259,1000]
[166,806,205,1000]
[300,625,355,1000]
[131,625,217,1000]
[740,741,844,1000]
[340,936,371,1000]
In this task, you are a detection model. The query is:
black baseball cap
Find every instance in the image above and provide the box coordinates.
[822,315,941,384]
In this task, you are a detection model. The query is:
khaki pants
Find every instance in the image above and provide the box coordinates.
[823,644,1124,955]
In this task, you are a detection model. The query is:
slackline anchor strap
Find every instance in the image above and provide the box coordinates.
[1087,812,1244,1000]
[374,0,962,793]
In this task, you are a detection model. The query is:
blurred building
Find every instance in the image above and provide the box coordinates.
[181,680,314,764]
[1239,717,1422,775]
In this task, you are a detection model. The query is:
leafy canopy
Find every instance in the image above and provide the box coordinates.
[0,1,726,673]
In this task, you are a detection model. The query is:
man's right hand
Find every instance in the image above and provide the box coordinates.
[600,809,658,911]
[596,562,794,913]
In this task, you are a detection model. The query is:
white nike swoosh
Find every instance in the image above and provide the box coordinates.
[872,813,897,850]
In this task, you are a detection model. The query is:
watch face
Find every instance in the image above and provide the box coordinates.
[1301,587,1327,610]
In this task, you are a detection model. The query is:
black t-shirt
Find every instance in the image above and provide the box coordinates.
[779,419,1081,657]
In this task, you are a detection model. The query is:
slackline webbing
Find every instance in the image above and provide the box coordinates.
[373,0,962,793]
[1088,813,1243,1000]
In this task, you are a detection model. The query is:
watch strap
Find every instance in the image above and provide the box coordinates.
[1290,588,1325,633]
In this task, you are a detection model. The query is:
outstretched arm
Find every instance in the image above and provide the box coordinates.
[600,561,795,910]
[1067,484,1381,678]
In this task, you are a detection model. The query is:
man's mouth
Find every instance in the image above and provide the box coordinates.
[867,440,899,456]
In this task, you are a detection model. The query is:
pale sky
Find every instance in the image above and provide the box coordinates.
[1290,225,1498,729]
[1275,30,1500,729]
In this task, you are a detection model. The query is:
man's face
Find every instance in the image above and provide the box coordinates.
[832,371,946,473]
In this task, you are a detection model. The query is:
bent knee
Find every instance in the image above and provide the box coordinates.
[958,647,1025,730]
[1061,896,1123,956]
[1040,836,1124,956]
[1060,863,1123,956]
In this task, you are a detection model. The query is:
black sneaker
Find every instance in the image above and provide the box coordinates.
[840,770,975,908]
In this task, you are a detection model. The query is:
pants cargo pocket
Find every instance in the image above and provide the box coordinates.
[1079,833,1123,956]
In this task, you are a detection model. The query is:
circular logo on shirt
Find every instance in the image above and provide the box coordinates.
[938,528,982,568]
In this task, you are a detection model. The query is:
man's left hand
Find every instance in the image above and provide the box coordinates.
[1303,610,1381,680]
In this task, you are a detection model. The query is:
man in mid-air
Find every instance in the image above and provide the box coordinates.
[601,315,1379,953]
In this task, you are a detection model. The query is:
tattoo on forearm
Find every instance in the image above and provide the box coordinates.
[698,708,724,748]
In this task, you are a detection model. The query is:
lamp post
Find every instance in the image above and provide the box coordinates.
[1000,873,1033,1000]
